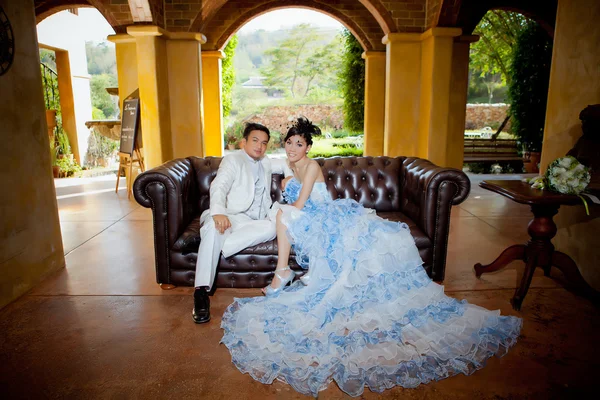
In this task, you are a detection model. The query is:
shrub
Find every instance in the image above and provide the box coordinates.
[339,29,365,132]
[465,120,476,130]
[508,23,553,152]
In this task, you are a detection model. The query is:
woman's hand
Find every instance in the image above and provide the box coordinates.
[281,176,293,190]
[212,214,231,234]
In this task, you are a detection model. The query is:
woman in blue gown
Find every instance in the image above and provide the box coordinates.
[221,117,521,397]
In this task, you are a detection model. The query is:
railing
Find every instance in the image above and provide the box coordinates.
[41,63,59,110]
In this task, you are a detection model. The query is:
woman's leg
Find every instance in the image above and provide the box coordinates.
[262,210,293,293]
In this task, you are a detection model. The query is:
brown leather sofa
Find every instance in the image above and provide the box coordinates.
[133,156,470,288]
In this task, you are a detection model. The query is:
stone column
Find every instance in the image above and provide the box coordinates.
[362,51,386,156]
[127,25,173,169]
[201,51,225,157]
[166,33,206,158]
[446,35,479,169]
[108,34,138,114]
[382,33,422,157]
[417,27,462,167]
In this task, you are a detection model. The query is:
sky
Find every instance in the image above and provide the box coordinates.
[65,7,343,43]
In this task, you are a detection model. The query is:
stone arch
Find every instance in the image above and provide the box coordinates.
[35,0,128,33]
[192,0,387,51]
[437,0,557,35]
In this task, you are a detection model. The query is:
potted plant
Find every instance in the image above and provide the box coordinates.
[225,133,238,150]
[50,141,60,178]
[55,127,72,160]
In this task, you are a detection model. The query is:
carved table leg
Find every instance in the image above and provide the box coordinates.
[552,251,600,302]
[474,245,526,278]
[511,253,539,311]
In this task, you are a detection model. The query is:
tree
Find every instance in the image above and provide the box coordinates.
[260,24,323,98]
[90,74,118,118]
[300,38,342,97]
[222,35,238,117]
[339,29,364,132]
[508,22,553,153]
[471,10,531,85]
[86,41,117,75]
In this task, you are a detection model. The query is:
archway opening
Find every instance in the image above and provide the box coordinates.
[221,8,366,158]
[463,9,553,175]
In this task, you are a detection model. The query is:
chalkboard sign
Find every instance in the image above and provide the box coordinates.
[119,98,140,155]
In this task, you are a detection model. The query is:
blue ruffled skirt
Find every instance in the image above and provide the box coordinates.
[221,197,521,397]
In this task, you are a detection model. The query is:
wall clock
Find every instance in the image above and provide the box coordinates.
[0,6,15,76]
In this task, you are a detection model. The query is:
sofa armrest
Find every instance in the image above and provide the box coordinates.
[400,158,470,281]
[133,158,198,284]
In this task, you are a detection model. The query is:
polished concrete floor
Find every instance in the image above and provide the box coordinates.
[1,173,598,399]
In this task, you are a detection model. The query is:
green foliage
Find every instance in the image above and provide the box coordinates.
[86,41,117,75]
[260,24,342,99]
[508,23,553,153]
[92,107,106,120]
[40,62,60,112]
[468,11,530,103]
[49,141,58,166]
[308,137,363,157]
[471,11,530,85]
[339,29,364,132]
[222,35,238,117]
[40,49,56,70]
[90,74,118,118]
[56,156,82,177]
[55,127,71,156]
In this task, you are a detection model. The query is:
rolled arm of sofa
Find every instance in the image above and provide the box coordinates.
[401,158,471,281]
[133,158,198,284]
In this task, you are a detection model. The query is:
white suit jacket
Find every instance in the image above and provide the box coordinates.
[209,151,293,217]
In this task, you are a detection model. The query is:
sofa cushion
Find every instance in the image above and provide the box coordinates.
[175,210,431,256]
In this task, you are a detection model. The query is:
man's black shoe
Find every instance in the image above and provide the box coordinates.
[192,287,210,324]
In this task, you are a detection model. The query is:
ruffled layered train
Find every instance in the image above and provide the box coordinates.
[221,179,521,397]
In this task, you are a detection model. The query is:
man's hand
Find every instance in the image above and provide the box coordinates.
[212,215,231,234]
[281,176,293,190]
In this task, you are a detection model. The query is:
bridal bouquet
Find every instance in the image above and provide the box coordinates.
[525,155,592,213]
[545,156,591,195]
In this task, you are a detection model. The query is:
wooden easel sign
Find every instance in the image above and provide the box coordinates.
[117,98,145,199]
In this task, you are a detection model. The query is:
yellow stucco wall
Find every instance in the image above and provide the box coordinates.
[54,50,80,163]
[109,36,138,113]
[128,26,174,169]
[541,0,600,289]
[418,28,461,167]
[382,33,422,157]
[446,36,478,169]
[167,39,204,158]
[201,51,224,157]
[0,0,65,309]
[362,51,386,156]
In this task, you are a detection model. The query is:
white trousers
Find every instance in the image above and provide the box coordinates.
[194,209,277,290]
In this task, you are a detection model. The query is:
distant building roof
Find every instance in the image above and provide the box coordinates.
[241,76,266,89]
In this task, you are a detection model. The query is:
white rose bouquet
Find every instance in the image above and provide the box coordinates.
[525,155,592,214]
[545,156,591,195]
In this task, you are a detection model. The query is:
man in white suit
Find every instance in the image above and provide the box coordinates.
[193,122,292,323]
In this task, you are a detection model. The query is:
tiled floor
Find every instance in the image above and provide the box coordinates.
[1,173,598,399]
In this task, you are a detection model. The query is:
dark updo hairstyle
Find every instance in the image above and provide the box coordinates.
[243,122,270,140]
[284,116,322,146]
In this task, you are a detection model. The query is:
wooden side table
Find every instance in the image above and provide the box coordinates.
[474,180,599,310]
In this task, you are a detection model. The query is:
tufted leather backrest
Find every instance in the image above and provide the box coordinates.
[316,156,403,211]
[189,155,404,214]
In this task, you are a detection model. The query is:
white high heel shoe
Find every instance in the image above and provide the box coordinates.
[299,271,311,286]
[263,266,296,296]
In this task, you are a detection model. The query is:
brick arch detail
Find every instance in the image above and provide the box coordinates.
[191,0,394,35]
[437,0,556,35]
[212,2,380,52]
[35,0,130,33]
